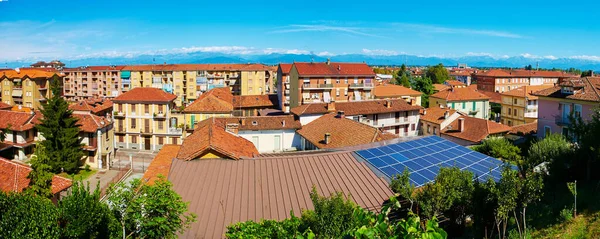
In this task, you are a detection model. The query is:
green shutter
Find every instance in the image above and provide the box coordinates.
[473,101,476,111]
[451,102,455,109]
[191,115,196,129]
[462,102,466,109]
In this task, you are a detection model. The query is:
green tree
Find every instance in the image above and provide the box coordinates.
[570,107,600,180]
[390,168,416,211]
[516,173,543,238]
[301,187,360,238]
[425,63,451,84]
[472,137,521,163]
[59,181,121,239]
[0,192,61,238]
[26,145,55,199]
[526,133,572,175]
[581,70,594,77]
[36,77,84,173]
[525,64,533,70]
[494,166,520,239]
[106,176,196,239]
[413,76,434,107]
[399,74,411,88]
[471,178,498,239]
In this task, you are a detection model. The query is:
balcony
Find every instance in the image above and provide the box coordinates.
[167,127,183,135]
[349,83,374,89]
[555,115,571,126]
[468,109,480,115]
[114,111,126,118]
[140,128,153,135]
[153,112,166,119]
[302,84,333,90]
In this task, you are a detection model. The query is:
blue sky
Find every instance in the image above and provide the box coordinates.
[1,0,599,61]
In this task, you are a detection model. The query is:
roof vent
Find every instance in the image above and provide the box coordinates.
[324,133,331,145]
[252,121,258,126]
[336,110,345,118]
[326,58,331,65]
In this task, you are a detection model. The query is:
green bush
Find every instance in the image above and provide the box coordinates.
[559,207,573,223]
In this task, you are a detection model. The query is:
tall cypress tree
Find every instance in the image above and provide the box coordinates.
[36,76,83,173]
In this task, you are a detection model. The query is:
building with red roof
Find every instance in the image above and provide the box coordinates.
[62,65,125,102]
[0,68,62,109]
[430,87,491,119]
[0,157,72,202]
[277,63,293,112]
[473,69,576,93]
[286,60,376,108]
[0,108,41,160]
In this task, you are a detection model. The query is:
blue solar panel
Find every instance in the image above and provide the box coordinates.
[355,136,511,187]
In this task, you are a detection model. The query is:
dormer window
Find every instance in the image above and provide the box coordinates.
[561,86,574,95]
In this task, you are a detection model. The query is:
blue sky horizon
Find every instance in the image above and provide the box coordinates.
[1,0,599,62]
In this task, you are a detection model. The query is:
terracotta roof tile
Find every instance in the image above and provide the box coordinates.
[291,99,421,116]
[433,84,449,92]
[113,87,176,103]
[63,66,125,71]
[532,77,600,102]
[233,94,278,108]
[293,62,375,76]
[296,113,396,149]
[0,69,60,79]
[441,116,511,143]
[177,119,258,160]
[0,102,11,110]
[444,80,466,86]
[372,84,422,98]
[0,157,72,194]
[279,63,292,74]
[509,122,537,136]
[430,87,490,102]
[474,69,577,78]
[143,145,180,185]
[73,114,112,133]
[420,107,459,124]
[214,116,301,131]
[169,152,394,238]
[184,87,233,113]
[0,110,39,131]
[121,63,272,72]
[501,85,554,100]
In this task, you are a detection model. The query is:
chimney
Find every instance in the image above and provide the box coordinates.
[410,98,416,106]
[282,120,286,127]
[444,110,449,119]
[337,65,341,71]
[326,58,331,65]
[458,118,465,132]
[423,109,427,115]
[336,110,345,118]
[327,101,336,112]
[324,133,331,145]
[385,100,392,108]
[241,118,246,126]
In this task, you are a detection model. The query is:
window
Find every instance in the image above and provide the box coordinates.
[158,137,164,145]
[130,104,136,113]
[145,104,149,114]
[411,124,415,131]
[336,88,340,96]
[131,135,137,144]
[513,98,517,104]
[433,127,437,135]
[119,135,124,142]
[336,79,340,84]
[158,121,163,130]
[27,81,32,86]
[26,91,31,97]
[274,135,281,151]
[427,125,431,133]
[131,118,136,128]
[451,102,455,109]
[344,89,348,96]
[514,109,517,116]
[508,108,512,115]
[172,137,177,144]
[472,101,476,111]
[574,104,582,118]
[3,81,7,85]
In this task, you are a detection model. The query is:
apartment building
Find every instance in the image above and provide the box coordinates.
[429,87,490,119]
[449,68,475,85]
[112,87,182,151]
[62,66,124,101]
[30,60,65,69]
[69,99,115,169]
[500,85,553,126]
[120,64,275,107]
[0,108,41,160]
[276,63,292,112]
[532,77,600,139]
[473,69,575,93]
[287,60,376,108]
[290,99,421,137]
[0,69,61,109]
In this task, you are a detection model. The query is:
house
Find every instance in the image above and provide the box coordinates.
[0,157,72,202]
[432,84,449,93]
[290,99,421,136]
[440,116,512,146]
[444,80,466,88]
[287,60,376,108]
[69,97,114,117]
[30,60,65,69]
[112,87,182,151]
[429,87,490,119]
[372,84,422,106]
[182,87,279,130]
[0,109,42,160]
[0,69,61,109]
[296,112,397,150]
[449,70,474,85]
[500,85,553,126]
[532,77,600,138]
[473,69,576,93]
[62,66,125,101]
[215,116,302,153]
[0,102,11,110]
[176,119,259,160]
[419,106,464,136]
[506,122,538,144]
[73,112,114,169]
[276,63,293,112]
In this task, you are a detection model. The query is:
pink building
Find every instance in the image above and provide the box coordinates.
[532,77,600,138]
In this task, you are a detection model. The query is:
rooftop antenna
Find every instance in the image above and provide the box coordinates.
[536,62,539,71]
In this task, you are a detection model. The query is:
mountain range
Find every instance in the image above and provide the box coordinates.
[4,52,600,71]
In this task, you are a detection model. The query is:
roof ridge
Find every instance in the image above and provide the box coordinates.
[587,77,600,100]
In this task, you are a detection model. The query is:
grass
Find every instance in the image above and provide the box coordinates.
[58,168,97,181]
[531,212,600,239]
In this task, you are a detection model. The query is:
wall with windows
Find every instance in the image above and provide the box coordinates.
[536,97,595,139]
[238,129,300,153]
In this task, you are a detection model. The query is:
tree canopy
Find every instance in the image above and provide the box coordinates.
[425,63,451,84]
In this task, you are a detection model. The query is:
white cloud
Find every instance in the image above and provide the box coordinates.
[361,48,399,56]
[466,52,495,57]
[316,51,336,56]
[393,23,524,39]
[569,55,600,61]
[544,55,558,60]
[270,24,382,38]
[520,53,540,58]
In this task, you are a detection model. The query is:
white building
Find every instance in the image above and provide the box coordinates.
[218,116,303,153]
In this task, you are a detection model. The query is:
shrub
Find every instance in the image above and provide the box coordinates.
[559,207,573,223]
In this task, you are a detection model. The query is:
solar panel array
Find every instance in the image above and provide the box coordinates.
[356,136,507,187]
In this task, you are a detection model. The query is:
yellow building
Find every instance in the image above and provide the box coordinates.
[0,69,61,109]
[119,64,274,107]
[112,87,183,151]
[500,85,553,126]
[429,87,490,119]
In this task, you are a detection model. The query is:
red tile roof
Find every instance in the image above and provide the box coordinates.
[501,85,554,100]
[445,80,466,86]
[293,62,375,76]
[73,114,112,133]
[177,119,259,160]
[233,94,278,108]
[0,69,60,79]
[474,69,576,78]
[291,99,421,116]
[0,102,11,110]
[430,87,490,102]
[184,87,233,113]
[433,84,449,92]
[441,116,511,143]
[0,110,40,131]
[169,151,394,238]
[214,116,301,131]
[279,63,292,74]
[420,107,459,124]
[297,113,397,149]
[0,157,72,194]
[372,84,422,98]
[143,145,180,185]
[63,66,125,71]
[532,77,600,102]
[509,122,537,136]
[113,87,177,103]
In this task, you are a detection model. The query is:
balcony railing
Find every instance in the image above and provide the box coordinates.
[168,127,183,135]
[302,84,333,89]
[140,128,153,135]
[555,115,570,126]
[114,111,126,118]
[153,112,166,119]
[349,83,374,89]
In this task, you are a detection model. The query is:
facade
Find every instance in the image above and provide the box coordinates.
[473,69,575,93]
[120,64,275,107]
[429,87,490,119]
[70,100,115,169]
[372,84,422,106]
[288,60,376,108]
[0,69,60,109]
[449,69,474,85]
[419,107,463,136]
[216,116,302,153]
[277,63,293,112]
[532,77,600,138]
[500,85,553,126]
[0,108,41,160]
[62,66,125,101]
[290,99,422,137]
[30,60,65,69]
[112,87,182,151]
